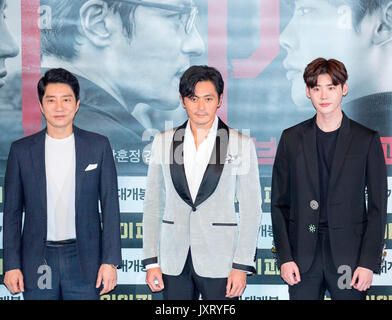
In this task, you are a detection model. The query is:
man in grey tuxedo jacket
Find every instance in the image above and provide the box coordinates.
[142,65,262,300]
[3,68,121,300]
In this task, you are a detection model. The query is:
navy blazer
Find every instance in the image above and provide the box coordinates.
[3,126,122,289]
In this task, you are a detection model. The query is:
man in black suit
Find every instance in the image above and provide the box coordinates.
[271,58,387,300]
[3,68,122,300]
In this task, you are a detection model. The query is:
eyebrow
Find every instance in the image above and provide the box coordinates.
[44,94,74,98]
[192,93,216,98]
[314,83,335,87]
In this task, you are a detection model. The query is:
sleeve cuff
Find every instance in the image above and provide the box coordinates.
[145,263,160,270]
[232,263,256,274]
[142,257,158,267]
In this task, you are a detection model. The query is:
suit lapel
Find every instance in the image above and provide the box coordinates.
[194,118,229,207]
[30,129,47,216]
[170,120,194,209]
[328,113,352,190]
[169,118,230,209]
[301,116,320,199]
[73,126,84,212]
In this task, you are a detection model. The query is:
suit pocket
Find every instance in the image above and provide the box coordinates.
[212,223,238,226]
[162,219,174,225]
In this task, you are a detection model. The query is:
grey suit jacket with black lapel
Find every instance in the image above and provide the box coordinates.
[142,118,262,277]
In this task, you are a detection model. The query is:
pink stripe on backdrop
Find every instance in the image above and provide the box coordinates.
[208,0,228,123]
[231,0,280,79]
[21,0,42,136]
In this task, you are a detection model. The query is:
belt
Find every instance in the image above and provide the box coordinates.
[45,239,77,247]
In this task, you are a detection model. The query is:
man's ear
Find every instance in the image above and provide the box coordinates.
[75,100,81,114]
[372,1,392,46]
[79,0,111,47]
[180,94,186,108]
[217,94,223,108]
[305,86,311,99]
[342,83,348,96]
[39,101,45,115]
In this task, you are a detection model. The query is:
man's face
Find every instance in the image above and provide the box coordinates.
[40,83,80,132]
[181,80,222,129]
[306,73,348,116]
[0,0,19,88]
[280,0,369,107]
[110,0,205,110]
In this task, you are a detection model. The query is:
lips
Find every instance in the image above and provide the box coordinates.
[176,65,190,78]
[0,69,7,87]
[286,69,301,81]
[319,103,330,108]
[195,113,208,117]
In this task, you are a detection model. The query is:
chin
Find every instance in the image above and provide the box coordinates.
[146,95,180,112]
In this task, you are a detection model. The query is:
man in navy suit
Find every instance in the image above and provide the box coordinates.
[2,68,122,300]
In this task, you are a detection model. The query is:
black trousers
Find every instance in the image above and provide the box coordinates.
[289,227,367,300]
[162,250,238,300]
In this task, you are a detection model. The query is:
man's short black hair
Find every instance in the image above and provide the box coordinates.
[37,68,80,104]
[179,65,224,100]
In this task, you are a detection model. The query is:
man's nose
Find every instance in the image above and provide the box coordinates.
[182,27,205,57]
[55,100,65,111]
[321,88,328,99]
[0,27,19,59]
[197,99,206,111]
[279,19,297,53]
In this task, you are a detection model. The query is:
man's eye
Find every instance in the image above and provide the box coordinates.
[297,7,313,16]
[167,12,182,19]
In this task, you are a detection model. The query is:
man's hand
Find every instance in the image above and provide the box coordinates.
[226,269,247,298]
[280,261,301,286]
[146,267,164,292]
[4,269,24,294]
[350,267,373,291]
[96,264,117,295]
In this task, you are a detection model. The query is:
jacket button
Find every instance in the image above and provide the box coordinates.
[308,224,316,233]
[192,207,196,212]
[310,200,319,210]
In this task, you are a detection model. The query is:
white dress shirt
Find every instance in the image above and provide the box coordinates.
[45,133,76,241]
[183,115,218,202]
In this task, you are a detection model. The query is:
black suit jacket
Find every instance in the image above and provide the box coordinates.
[271,113,387,274]
[3,126,122,288]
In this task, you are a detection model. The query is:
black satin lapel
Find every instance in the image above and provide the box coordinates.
[302,117,320,199]
[194,118,229,208]
[328,114,352,190]
[30,130,47,217]
[170,121,194,208]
